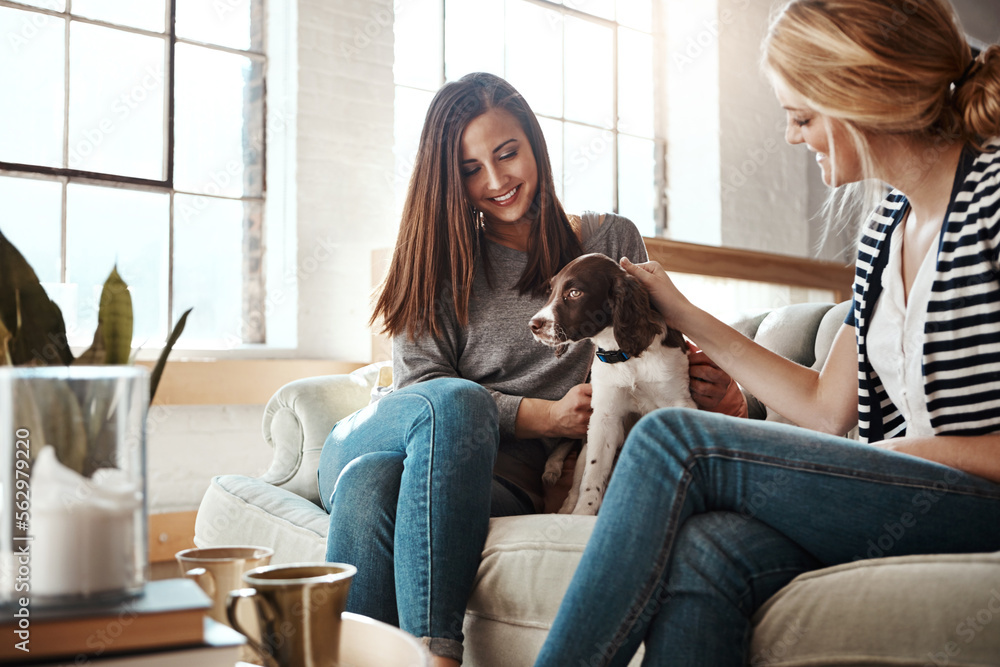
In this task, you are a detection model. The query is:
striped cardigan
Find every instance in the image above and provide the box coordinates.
[851,140,1000,442]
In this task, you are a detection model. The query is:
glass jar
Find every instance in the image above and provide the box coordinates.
[0,366,148,608]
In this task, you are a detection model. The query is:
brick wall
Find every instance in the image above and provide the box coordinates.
[295,0,396,362]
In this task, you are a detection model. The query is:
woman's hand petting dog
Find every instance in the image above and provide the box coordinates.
[547,383,593,439]
[619,257,692,328]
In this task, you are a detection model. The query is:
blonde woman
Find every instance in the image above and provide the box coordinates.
[535,1,1000,665]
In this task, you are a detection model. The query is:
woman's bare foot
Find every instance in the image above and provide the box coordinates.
[430,657,460,667]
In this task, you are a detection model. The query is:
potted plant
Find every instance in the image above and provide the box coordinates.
[0,228,191,604]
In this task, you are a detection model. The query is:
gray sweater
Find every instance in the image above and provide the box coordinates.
[392,212,648,510]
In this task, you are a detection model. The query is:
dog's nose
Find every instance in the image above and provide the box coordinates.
[530,317,544,333]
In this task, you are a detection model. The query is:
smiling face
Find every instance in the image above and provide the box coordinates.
[774,78,863,187]
[460,108,539,229]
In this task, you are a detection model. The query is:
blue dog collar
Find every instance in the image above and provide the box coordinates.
[596,348,630,363]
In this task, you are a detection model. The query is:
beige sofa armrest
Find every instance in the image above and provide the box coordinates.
[260,363,386,504]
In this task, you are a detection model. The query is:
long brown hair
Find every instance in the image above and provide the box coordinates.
[372,72,582,339]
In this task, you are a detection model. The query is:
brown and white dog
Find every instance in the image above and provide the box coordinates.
[529,253,696,514]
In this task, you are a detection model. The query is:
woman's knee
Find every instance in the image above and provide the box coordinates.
[327,451,405,515]
[410,379,499,463]
[669,513,818,610]
[627,407,702,455]
[416,377,497,420]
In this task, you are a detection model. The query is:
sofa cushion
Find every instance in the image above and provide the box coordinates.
[750,552,1000,666]
[469,514,597,626]
[464,514,643,666]
[195,474,328,563]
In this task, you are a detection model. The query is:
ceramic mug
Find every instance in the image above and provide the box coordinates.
[227,562,356,667]
[175,545,274,625]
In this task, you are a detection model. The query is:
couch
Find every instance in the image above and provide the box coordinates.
[194,301,1000,666]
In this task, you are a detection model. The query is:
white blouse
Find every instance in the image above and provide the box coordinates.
[867,220,939,437]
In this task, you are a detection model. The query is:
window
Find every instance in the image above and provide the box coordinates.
[393,0,660,235]
[0,0,294,352]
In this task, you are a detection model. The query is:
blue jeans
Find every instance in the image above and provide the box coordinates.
[317,378,535,663]
[534,409,1000,666]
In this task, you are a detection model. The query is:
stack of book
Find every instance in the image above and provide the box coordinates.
[0,578,246,666]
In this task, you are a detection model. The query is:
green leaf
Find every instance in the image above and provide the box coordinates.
[98,266,133,365]
[150,307,191,402]
[0,228,73,365]
[21,379,88,474]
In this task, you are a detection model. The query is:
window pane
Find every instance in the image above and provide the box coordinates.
[563,122,613,215]
[394,86,435,218]
[0,7,65,167]
[564,0,613,20]
[173,195,250,348]
[394,0,442,90]
[445,0,503,81]
[10,1,66,10]
[618,135,656,235]
[505,0,562,118]
[73,0,165,32]
[564,16,612,128]
[68,22,166,179]
[0,177,62,282]
[174,43,264,198]
[616,0,651,30]
[618,28,653,138]
[537,117,563,201]
[65,184,169,345]
[176,0,263,52]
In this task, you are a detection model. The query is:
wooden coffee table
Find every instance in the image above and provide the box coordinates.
[236,612,430,666]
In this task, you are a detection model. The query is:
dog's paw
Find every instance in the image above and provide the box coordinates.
[542,462,563,487]
[558,491,579,514]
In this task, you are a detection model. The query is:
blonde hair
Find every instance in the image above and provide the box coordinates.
[762,0,1000,234]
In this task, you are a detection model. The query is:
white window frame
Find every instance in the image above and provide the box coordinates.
[0,0,298,358]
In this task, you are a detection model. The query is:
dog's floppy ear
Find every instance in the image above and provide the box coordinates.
[611,272,664,357]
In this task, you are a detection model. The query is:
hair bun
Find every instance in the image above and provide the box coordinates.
[954,44,1000,145]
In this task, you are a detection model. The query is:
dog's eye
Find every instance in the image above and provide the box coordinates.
[566,288,582,299]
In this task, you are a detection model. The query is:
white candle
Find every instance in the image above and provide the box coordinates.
[31,446,142,598]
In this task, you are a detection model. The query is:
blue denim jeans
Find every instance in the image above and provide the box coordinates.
[317,378,535,663]
[534,409,1000,666]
